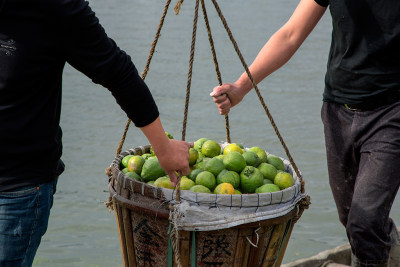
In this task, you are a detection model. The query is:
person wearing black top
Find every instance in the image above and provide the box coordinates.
[0,0,191,265]
[211,0,400,266]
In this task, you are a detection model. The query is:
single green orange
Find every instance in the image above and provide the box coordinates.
[190,185,211,194]
[121,167,130,174]
[242,151,260,167]
[189,148,199,166]
[154,176,173,189]
[263,178,274,185]
[274,171,294,189]
[201,140,221,158]
[125,171,141,181]
[141,153,153,160]
[188,169,203,182]
[128,155,145,174]
[121,155,134,168]
[214,183,235,194]
[223,143,243,155]
[215,154,225,161]
[217,169,240,189]
[234,189,242,195]
[194,138,209,152]
[248,146,268,163]
[233,143,244,149]
[240,166,264,193]
[165,132,174,139]
[267,154,285,171]
[194,157,210,170]
[141,157,166,182]
[195,171,216,191]
[204,157,225,176]
[147,180,155,185]
[258,162,277,182]
[223,151,246,173]
[179,176,195,190]
[255,183,281,193]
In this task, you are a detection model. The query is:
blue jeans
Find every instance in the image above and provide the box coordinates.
[322,101,400,266]
[0,178,58,267]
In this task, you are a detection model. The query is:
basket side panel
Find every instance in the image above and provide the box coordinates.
[130,211,169,266]
[196,228,238,266]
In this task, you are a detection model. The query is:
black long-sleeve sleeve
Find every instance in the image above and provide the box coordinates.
[0,0,158,191]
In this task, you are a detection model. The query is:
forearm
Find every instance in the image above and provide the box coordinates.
[140,117,170,154]
[235,0,327,92]
[236,29,302,92]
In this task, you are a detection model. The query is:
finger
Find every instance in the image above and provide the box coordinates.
[212,93,228,104]
[210,85,229,98]
[219,106,230,115]
[181,165,191,176]
[168,171,178,187]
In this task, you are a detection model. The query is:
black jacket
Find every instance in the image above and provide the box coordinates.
[0,0,159,191]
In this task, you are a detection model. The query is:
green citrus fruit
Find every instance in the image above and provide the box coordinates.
[240,166,264,193]
[242,151,260,167]
[154,176,173,189]
[165,132,174,139]
[194,157,210,170]
[215,154,225,161]
[204,157,225,176]
[141,153,153,160]
[189,185,211,194]
[194,138,209,152]
[258,162,277,182]
[223,143,243,155]
[141,157,166,182]
[189,148,199,166]
[274,171,294,189]
[233,143,244,149]
[195,171,216,191]
[121,167,130,174]
[255,183,281,193]
[121,155,134,168]
[125,171,141,180]
[217,169,240,189]
[267,154,285,171]
[248,146,268,163]
[201,140,221,158]
[223,151,246,173]
[263,178,274,184]
[214,183,235,194]
[234,189,242,195]
[128,155,146,174]
[147,180,155,185]
[188,169,203,182]
[180,176,195,190]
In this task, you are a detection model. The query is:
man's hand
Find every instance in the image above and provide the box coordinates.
[210,82,247,115]
[155,139,192,187]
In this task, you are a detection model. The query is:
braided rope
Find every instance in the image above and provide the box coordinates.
[181,0,200,141]
[200,0,231,143]
[113,0,172,157]
[210,0,304,192]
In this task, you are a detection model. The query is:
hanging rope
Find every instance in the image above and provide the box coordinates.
[200,0,231,143]
[209,0,304,193]
[112,0,173,158]
[181,0,200,141]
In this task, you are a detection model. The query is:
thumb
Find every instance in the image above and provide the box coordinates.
[210,85,229,97]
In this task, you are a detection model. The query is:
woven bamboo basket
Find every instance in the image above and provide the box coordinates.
[106,144,309,267]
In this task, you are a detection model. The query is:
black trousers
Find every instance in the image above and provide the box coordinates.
[321,101,400,266]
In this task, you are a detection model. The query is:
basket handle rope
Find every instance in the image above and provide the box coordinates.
[207,0,305,193]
